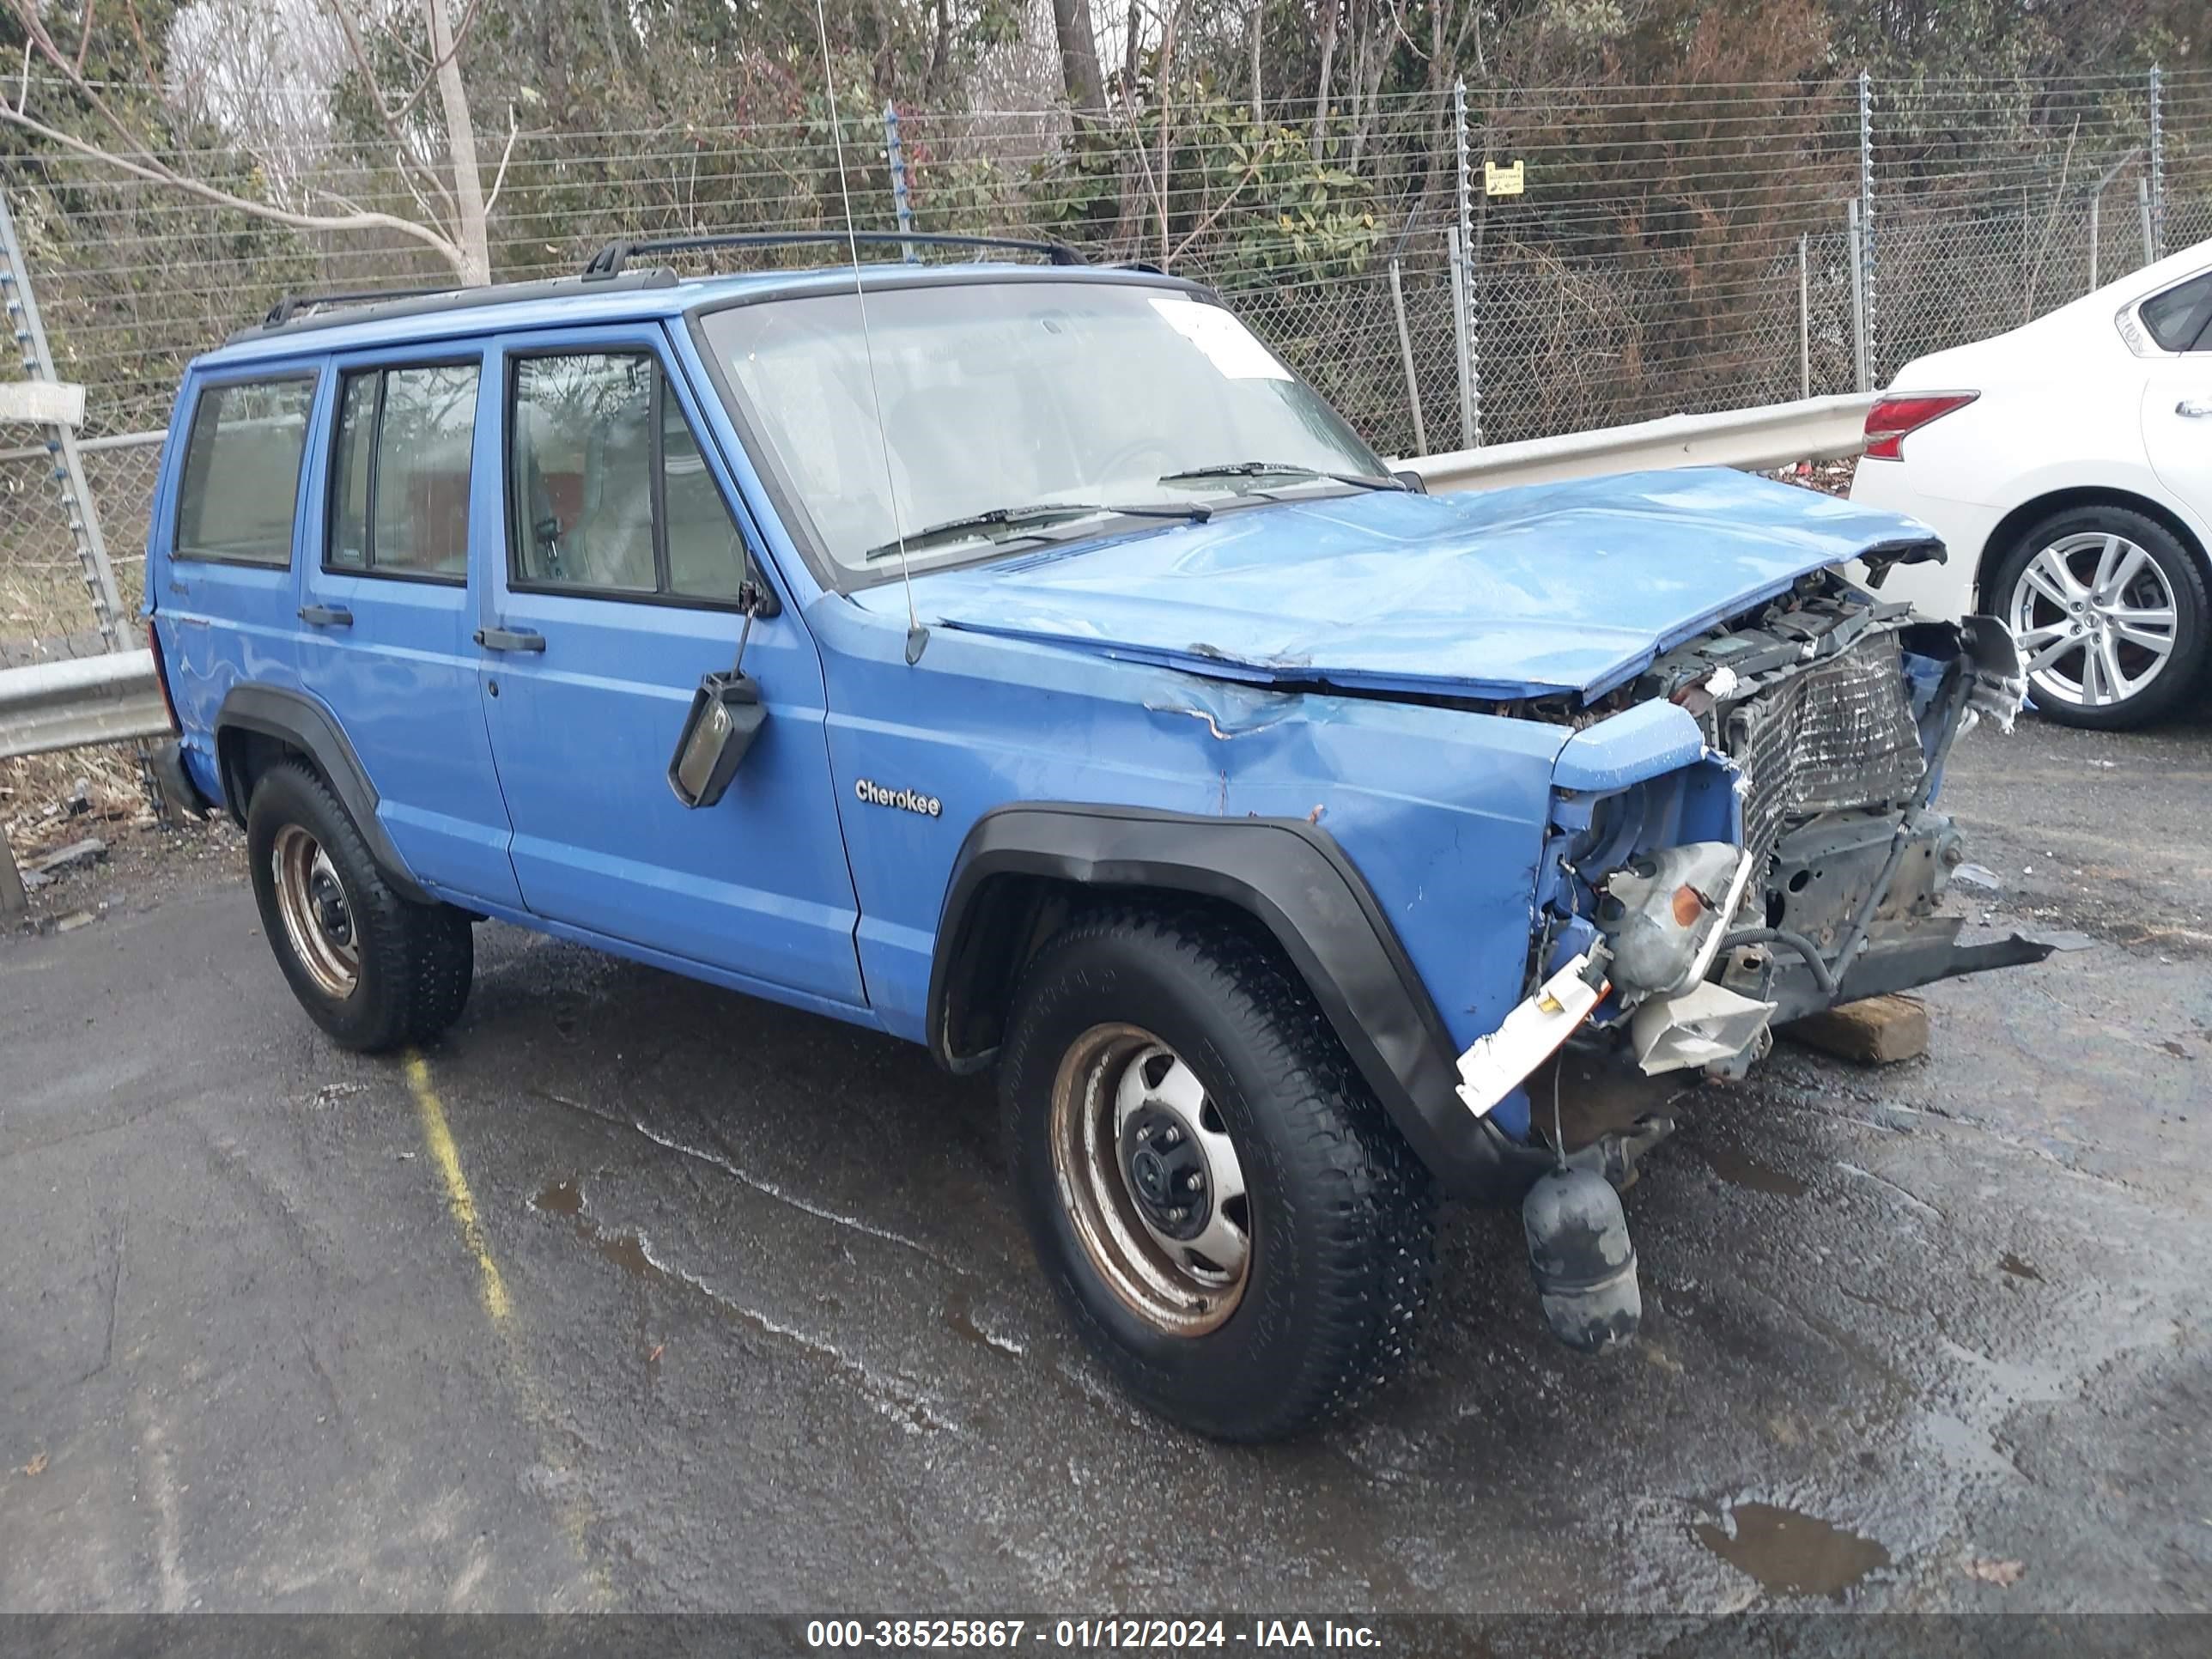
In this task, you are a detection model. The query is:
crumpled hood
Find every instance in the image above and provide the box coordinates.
[872,467,1939,701]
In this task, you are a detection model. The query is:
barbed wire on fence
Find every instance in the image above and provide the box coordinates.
[3,67,2204,654]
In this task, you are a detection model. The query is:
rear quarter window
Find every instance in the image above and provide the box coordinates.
[2138,272,2212,353]
[173,375,317,565]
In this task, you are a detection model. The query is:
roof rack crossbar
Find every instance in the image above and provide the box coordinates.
[262,284,459,328]
[228,269,681,344]
[581,230,1083,279]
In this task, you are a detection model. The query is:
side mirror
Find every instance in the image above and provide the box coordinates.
[668,583,771,810]
[1392,469,1429,495]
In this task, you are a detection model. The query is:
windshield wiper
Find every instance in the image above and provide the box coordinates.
[1158,460,1407,493]
[864,501,1210,561]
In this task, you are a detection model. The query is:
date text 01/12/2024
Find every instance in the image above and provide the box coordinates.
[804,1620,1381,1649]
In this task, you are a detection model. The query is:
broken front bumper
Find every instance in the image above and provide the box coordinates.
[1713,804,2053,1024]
[1454,805,2057,1134]
[1739,915,2055,1019]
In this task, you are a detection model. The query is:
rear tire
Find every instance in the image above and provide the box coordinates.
[1993,506,2208,730]
[1000,904,1434,1441]
[246,763,474,1053]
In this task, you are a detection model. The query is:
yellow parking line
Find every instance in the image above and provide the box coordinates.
[404,1050,513,1324]
[400,1048,610,1601]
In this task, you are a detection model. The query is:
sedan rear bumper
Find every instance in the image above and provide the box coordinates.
[1846,461,2006,621]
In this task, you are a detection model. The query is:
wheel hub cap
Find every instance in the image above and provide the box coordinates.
[309,866,353,945]
[271,824,361,1000]
[1048,1024,1252,1337]
[2008,531,2179,709]
[1120,1107,1209,1240]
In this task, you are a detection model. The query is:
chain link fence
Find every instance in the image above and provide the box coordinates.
[3,64,2208,661]
[0,434,161,662]
[1870,74,2172,381]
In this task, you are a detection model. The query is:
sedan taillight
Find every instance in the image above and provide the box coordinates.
[1863,391,1978,460]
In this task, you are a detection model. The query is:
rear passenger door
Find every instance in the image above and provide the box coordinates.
[296,348,522,908]
[473,325,865,1007]
[2137,270,2212,526]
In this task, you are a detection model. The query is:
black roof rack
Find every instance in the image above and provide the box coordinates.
[234,234,1082,344]
[581,230,1083,280]
[230,270,680,343]
[261,284,459,327]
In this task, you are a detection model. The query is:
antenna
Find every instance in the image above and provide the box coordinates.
[810,0,927,665]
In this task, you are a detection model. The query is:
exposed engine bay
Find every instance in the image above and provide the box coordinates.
[1457,568,2051,1127]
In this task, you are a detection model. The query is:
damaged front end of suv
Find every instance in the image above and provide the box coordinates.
[883,437,2057,1413]
[1457,564,2051,1352]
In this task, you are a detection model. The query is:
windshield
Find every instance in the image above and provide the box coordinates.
[697,279,1389,580]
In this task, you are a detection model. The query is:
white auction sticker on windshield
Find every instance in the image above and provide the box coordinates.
[1150,295,1293,380]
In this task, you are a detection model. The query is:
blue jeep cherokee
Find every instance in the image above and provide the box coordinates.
[145,234,2048,1440]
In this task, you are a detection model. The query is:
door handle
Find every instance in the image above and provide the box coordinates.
[298,604,353,627]
[2176,398,2212,418]
[474,625,547,653]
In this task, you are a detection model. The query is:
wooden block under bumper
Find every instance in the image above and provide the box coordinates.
[1780,994,1929,1064]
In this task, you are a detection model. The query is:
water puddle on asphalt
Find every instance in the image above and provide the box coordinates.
[532,1176,666,1285]
[1692,1502,1891,1599]
[533,1176,584,1218]
[1697,1144,1809,1197]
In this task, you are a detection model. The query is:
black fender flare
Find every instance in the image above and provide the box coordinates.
[927,803,1546,1201]
[214,683,434,904]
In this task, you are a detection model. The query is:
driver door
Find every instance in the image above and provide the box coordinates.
[472,324,866,1009]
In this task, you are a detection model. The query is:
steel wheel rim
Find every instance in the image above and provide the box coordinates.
[2008,531,2179,709]
[270,823,360,999]
[1048,1022,1251,1337]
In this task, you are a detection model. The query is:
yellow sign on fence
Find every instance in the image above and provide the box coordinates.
[1485,160,1526,198]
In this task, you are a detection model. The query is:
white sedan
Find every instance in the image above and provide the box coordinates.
[1850,240,2212,727]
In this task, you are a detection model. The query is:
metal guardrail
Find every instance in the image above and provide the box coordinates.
[0,425,167,465]
[0,394,1879,771]
[0,648,170,762]
[1400,392,1878,491]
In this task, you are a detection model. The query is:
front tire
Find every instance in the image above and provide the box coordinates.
[1994,506,2208,729]
[1000,905,1434,1441]
[246,763,474,1053]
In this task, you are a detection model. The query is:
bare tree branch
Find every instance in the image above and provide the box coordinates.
[480,103,520,217]
[329,3,403,131]
[2,0,492,283]
[0,98,468,276]
[2022,118,2080,319]
[302,179,375,217]
[348,0,489,131]
[392,139,460,226]
[9,1,180,170]
[1114,85,1168,261]
[1170,153,1264,262]
[390,144,453,229]
[117,0,163,85]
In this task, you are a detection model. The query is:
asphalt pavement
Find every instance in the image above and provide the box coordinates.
[3,708,2208,1619]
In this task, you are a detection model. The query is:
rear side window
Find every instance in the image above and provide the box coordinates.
[508,350,749,601]
[328,362,480,579]
[173,377,315,565]
[2140,272,2212,352]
